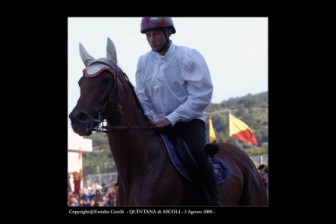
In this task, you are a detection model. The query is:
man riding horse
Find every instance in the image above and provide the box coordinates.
[135,17,221,206]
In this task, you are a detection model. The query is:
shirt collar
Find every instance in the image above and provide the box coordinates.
[155,41,175,60]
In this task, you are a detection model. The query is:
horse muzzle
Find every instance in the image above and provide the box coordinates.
[69,110,100,136]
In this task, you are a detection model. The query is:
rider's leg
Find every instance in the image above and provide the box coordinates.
[173,119,222,206]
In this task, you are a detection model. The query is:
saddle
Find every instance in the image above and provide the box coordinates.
[160,126,229,183]
[174,139,220,174]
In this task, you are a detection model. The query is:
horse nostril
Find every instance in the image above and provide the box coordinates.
[77,112,89,121]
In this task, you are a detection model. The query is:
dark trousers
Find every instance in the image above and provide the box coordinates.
[173,119,221,205]
[173,119,207,164]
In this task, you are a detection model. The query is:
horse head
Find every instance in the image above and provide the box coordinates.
[69,38,120,136]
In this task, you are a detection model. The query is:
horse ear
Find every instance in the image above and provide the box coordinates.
[79,42,95,67]
[106,38,118,65]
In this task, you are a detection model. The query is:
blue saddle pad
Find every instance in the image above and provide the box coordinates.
[161,134,230,184]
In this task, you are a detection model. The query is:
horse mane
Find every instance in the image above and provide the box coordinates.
[117,67,149,123]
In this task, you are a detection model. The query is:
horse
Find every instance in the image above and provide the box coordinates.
[69,38,268,206]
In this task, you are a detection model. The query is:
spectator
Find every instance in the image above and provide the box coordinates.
[72,171,81,195]
[108,185,117,206]
[257,164,268,192]
[83,180,92,196]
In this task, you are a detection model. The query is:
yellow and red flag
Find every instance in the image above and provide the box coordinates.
[209,116,217,143]
[229,113,258,145]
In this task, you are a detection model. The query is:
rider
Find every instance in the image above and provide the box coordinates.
[135,17,222,206]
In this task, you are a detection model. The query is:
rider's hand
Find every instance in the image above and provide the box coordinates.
[155,118,171,128]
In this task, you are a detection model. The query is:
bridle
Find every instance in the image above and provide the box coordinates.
[86,62,162,133]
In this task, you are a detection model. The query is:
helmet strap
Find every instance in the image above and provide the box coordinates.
[153,29,170,53]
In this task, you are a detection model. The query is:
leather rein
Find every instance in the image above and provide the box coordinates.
[94,121,163,133]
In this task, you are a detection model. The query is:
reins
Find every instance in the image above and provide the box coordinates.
[94,122,163,133]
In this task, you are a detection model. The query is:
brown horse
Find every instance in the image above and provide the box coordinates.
[69,38,268,206]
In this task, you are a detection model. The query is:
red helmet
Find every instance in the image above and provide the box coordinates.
[141,17,176,34]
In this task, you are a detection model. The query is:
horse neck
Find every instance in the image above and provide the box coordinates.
[105,74,147,127]
[104,73,156,167]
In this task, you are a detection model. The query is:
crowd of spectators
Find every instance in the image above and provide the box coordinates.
[68,179,117,207]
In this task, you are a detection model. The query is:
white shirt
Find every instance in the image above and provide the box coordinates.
[135,42,213,125]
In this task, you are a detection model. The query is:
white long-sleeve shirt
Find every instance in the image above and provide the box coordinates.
[135,42,213,126]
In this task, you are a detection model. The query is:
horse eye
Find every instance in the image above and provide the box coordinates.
[101,76,112,84]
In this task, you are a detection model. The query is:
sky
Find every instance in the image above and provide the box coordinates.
[68,17,268,127]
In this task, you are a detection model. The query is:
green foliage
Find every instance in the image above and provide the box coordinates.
[82,133,117,175]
